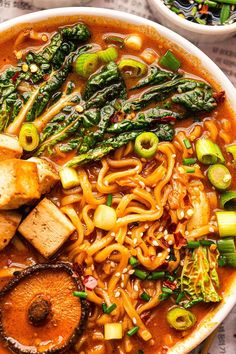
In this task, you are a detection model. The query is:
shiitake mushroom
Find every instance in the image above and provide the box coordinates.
[0,263,89,354]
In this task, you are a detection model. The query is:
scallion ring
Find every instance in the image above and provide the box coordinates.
[207,164,232,190]
[75,53,99,78]
[19,123,39,152]
[196,138,225,165]
[134,132,159,159]
[220,190,236,210]
[166,307,196,331]
[98,47,118,63]
[118,58,147,77]
[159,50,181,71]
[216,211,236,237]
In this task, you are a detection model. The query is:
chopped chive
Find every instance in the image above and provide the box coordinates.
[183,138,192,149]
[129,256,139,268]
[176,291,185,304]
[134,269,148,280]
[106,194,113,207]
[218,255,227,267]
[217,238,236,254]
[183,157,197,165]
[165,274,175,282]
[102,303,107,313]
[195,17,207,25]
[187,241,200,249]
[73,291,87,299]
[140,292,151,302]
[106,303,117,314]
[199,239,215,246]
[147,271,165,280]
[186,168,195,173]
[162,286,173,294]
[127,326,139,336]
[171,6,180,14]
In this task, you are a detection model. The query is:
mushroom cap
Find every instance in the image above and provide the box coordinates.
[0,263,89,354]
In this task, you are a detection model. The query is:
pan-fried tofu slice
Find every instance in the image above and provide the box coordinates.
[0,159,40,210]
[0,211,22,250]
[18,198,76,258]
[28,157,60,194]
[0,134,23,161]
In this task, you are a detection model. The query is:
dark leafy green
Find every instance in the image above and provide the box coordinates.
[131,65,180,90]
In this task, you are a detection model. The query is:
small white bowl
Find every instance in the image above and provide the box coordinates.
[148,0,236,43]
[0,7,236,353]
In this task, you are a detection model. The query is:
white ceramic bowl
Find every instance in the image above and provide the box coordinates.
[0,7,236,354]
[148,0,236,43]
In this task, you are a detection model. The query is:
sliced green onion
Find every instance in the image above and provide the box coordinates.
[184,297,203,308]
[217,238,236,254]
[196,138,225,165]
[166,307,196,330]
[176,292,185,305]
[102,303,107,313]
[140,292,151,302]
[19,123,39,151]
[159,292,171,301]
[127,326,139,337]
[98,47,118,63]
[73,291,87,299]
[106,194,113,207]
[226,144,236,166]
[199,239,215,246]
[118,58,147,77]
[220,190,236,210]
[59,167,80,190]
[104,35,124,48]
[216,211,236,237]
[187,241,200,249]
[218,255,227,267]
[159,50,181,71]
[165,273,175,282]
[105,303,117,314]
[183,157,197,165]
[183,138,192,149]
[224,253,236,267]
[220,5,231,24]
[186,168,195,173]
[75,53,99,78]
[134,132,159,159]
[147,271,166,280]
[129,256,139,268]
[134,269,148,280]
[162,286,173,295]
[207,164,232,190]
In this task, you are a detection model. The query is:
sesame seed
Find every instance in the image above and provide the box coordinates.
[164,230,168,236]
[152,183,157,187]
[133,317,137,325]
[139,181,145,188]
[167,248,170,252]
[104,180,109,186]
[134,284,139,291]
[115,272,121,277]
[146,187,151,192]
[91,264,94,271]
[209,227,214,233]
[153,240,159,246]
[127,231,132,235]
[133,238,138,245]
[185,231,189,236]
[140,232,144,237]
[144,224,149,229]
[157,253,162,257]
[111,232,115,237]
[121,274,125,281]
[128,269,135,275]
[168,240,173,245]
[187,209,194,217]
[123,268,128,274]
[159,226,164,232]
[164,235,168,240]
[156,205,160,210]
[115,291,120,298]
[179,211,185,219]
[121,282,125,288]
[172,154,176,158]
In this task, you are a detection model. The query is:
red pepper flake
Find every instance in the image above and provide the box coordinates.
[163,280,177,290]
[199,4,208,14]
[83,275,98,290]
[213,91,225,103]
[174,231,187,248]
[12,71,20,82]
[160,346,169,354]
[159,116,176,124]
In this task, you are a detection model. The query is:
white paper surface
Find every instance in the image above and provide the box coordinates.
[0,1,235,353]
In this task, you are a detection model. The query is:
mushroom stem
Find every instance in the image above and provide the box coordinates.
[28,296,52,326]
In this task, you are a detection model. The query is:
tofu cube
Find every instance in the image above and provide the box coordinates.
[28,157,60,194]
[0,211,22,250]
[0,134,23,161]
[18,198,76,258]
[0,159,40,210]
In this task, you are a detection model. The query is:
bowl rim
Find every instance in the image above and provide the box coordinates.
[0,7,236,354]
[148,0,236,33]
